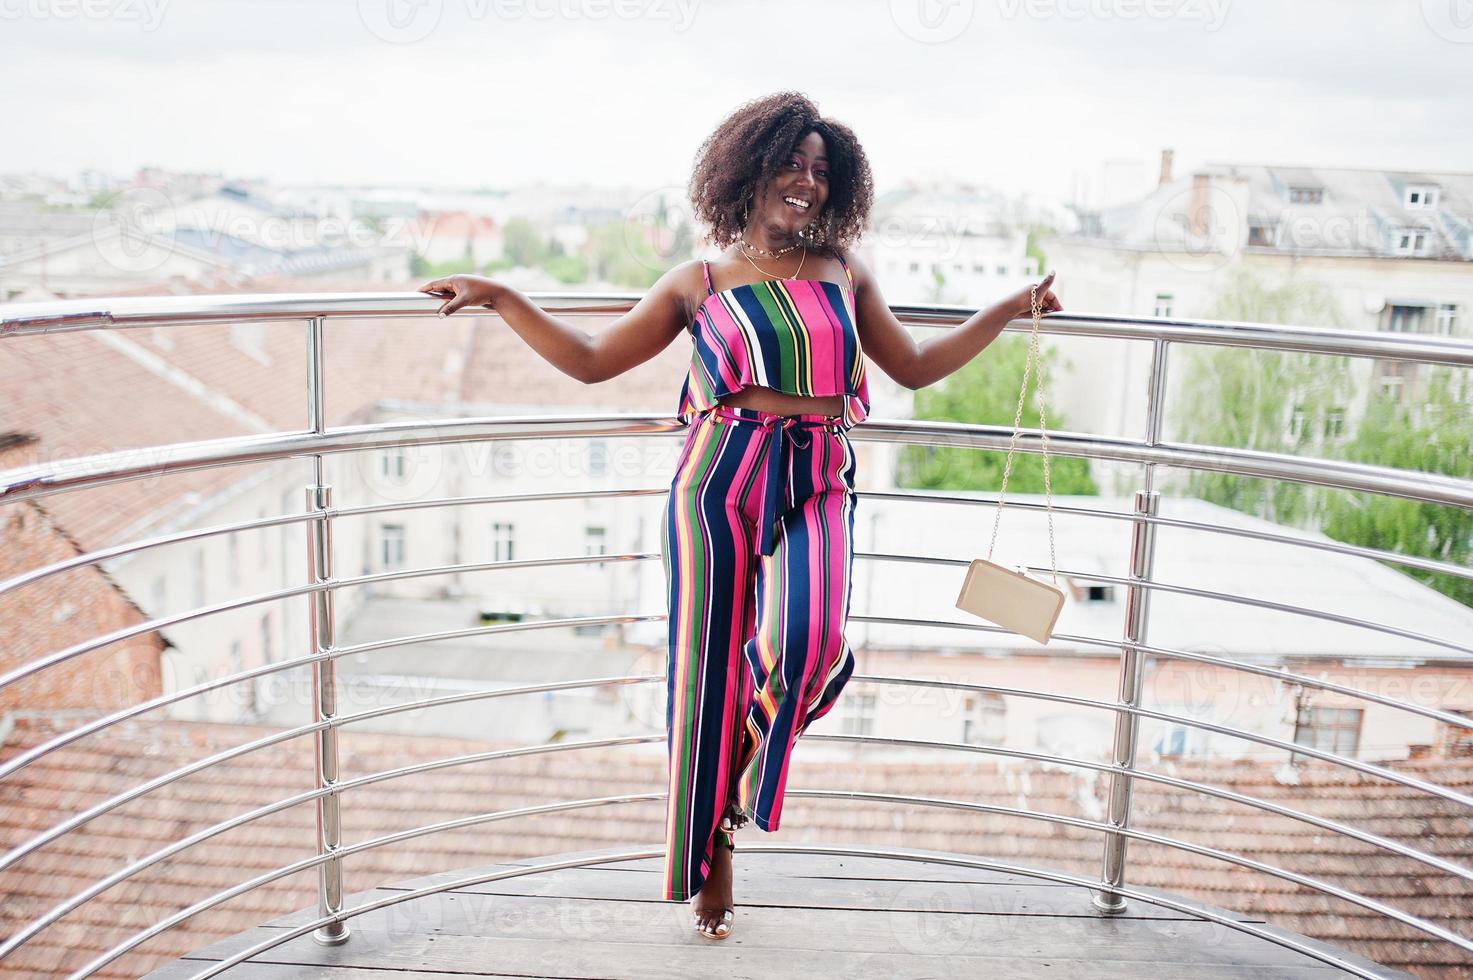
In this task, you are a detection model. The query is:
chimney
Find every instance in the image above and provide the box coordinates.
[1159,148,1174,187]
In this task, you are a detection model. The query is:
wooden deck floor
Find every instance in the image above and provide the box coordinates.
[144,845,1414,979]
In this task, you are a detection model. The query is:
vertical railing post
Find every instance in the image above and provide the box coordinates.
[1093,338,1168,915]
[303,315,349,945]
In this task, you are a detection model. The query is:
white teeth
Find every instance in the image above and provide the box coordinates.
[784,196,810,210]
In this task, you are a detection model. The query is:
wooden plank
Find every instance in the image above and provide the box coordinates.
[171,897,1385,976]
[388,848,1108,892]
[408,867,1213,920]
[141,850,1415,980]
[145,948,1358,980]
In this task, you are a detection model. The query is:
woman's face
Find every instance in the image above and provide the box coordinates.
[750,130,829,239]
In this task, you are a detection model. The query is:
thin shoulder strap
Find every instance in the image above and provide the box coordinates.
[837,252,854,289]
[701,260,714,296]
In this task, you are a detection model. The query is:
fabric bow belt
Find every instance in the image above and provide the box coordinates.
[708,406,841,557]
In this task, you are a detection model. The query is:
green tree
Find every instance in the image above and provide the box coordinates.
[413,254,476,278]
[898,332,1099,494]
[1173,266,1354,525]
[501,218,550,268]
[1173,265,1473,608]
[1321,366,1473,606]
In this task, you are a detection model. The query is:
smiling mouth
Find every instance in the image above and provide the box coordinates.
[782,195,812,214]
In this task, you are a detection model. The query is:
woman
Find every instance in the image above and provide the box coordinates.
[419,91,1062,941]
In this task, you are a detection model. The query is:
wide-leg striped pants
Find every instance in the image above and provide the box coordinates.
[661,403,859,902]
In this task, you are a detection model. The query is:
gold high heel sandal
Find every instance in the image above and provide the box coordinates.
[692,814,738,940]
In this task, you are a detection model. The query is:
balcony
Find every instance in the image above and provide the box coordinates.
[2,290,1470,979]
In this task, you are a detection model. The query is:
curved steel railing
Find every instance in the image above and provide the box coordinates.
[2,291,1470,978]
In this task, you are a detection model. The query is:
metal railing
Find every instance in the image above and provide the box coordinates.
[2,290,1471,979]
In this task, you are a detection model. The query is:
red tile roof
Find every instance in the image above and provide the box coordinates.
[1,712,1468,978]
[2,288,687,554]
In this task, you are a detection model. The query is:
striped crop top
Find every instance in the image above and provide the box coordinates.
[677,253,871,429]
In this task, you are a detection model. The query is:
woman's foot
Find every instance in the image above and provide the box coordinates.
[723,799,750,831]
[690,827,735,939]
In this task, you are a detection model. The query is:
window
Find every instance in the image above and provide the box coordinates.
[1435,304,1457,336]
[380,449,407,479]
[491,522,515,562]
[228,533,240,588]
[1385,305,1427,333]
[995,265,1007,277]
[972,264,985,274]
[1153,722,1190,757]
[908,261,920,273]
[1288,186,1324,205]
[588,439,608,478]
[1154,293,1173,318]
[1248,224,1277,247]
[380,523,406,570]
[1404,184,1439,209]
[1084,585,1115,603]
[1391,227,1429,256]
[1323,407,1345,440]
[840,692,877,736]
[1288,404,1308,441]
[1292,705,1362,761]
[1377,360,1416,402]
[961,692,1006,746]
[585,525,607,556]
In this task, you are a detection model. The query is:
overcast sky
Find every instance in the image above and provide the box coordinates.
[3,0,1469,209]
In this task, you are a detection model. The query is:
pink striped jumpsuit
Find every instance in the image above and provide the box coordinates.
[661,253,870,901]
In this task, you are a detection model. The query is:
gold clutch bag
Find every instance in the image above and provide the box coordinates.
[955,282,1065,645]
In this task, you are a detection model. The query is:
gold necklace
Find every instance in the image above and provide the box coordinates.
[739,246,807,281]
[739,236,802,258]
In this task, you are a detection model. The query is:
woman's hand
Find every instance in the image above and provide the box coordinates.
[418,275,503,317]
[1008,270,1062,320]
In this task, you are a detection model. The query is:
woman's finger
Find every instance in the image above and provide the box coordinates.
[438,295,472,317]
[419,278,449,294]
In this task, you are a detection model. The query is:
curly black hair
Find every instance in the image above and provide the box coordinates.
[687,91,874,254]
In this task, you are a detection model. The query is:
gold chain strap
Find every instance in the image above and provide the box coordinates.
[984,284,1058,584]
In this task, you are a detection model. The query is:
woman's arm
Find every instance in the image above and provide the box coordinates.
[418,262,698,384]
[847,250,1061,390]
